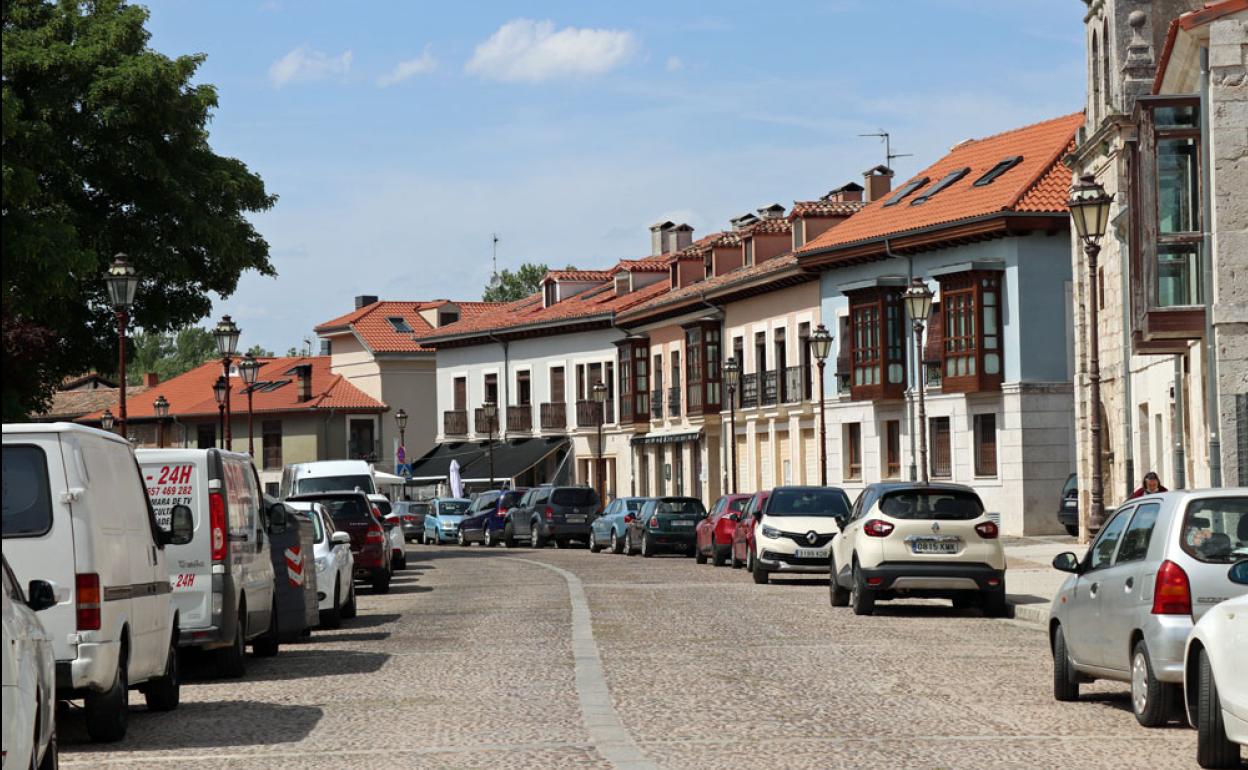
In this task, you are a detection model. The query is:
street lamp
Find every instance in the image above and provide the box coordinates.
[902,278,935,484]
[723,357,739,494]
[483,400,497,488]
[394,408,409,474]
[154,395,170,448]
[238,354,261,457]
[104,254,139,436]
[809,324,833,486]
[592,380,608,503]
[213,375,228,449]
[100,409,116,433]
[212,315,240,450]
[1068,173,1114,541]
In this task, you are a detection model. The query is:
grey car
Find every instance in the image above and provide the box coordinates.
[1049,488,1248,727]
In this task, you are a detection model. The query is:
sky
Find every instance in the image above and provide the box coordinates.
[143,0,1086,354]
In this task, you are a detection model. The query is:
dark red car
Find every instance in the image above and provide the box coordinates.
[731,490,770,571]
[695,494,753,566]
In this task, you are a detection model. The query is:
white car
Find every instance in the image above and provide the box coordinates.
[2,556,57,770]
[749,486,852,584]
[829,482,1007,616]
[281,459,376,497]
[286,501,356,628]
[1183,560,1248,769]
[369,494,407,571]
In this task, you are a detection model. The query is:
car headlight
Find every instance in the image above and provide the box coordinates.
[761,525,782,540]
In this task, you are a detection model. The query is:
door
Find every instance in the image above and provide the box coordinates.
[228,459,274,636]
[1097,501,1161,671]
[120,450,167,678]
[1065,507,1132,667]
[831,490,865,584]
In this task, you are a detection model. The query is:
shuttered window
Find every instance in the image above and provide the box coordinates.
[974,413,997,477]
[930,416,952,478]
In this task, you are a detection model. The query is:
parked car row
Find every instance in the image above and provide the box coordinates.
[0,425,411,765]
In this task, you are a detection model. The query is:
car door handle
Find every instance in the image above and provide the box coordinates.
[1124,577,1134,590]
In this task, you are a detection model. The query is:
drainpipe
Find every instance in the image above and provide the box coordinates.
[884,237,918,481]
[1199,47,1221,487]
[1173,356,1186,489]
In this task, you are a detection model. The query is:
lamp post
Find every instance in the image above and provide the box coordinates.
[213,376,228,449]
[100,409,116,433]
[1068,174,1114,542]
[154,395,170,448]
[394,408,408,471]
[809,324,833,486]
[483,401,497,488]
[104,255,140,436]
[723,357,739,494]
[592,381,608,503]
[902,279,935,484]
[212,315,240,450]
[238,354,262,457]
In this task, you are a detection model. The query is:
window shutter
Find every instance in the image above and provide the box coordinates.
[924,301,943,364]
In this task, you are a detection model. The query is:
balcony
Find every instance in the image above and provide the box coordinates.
[783,366,806,403]
[761,371,779,406]
[507,405,532,433]
[650,390,663,420]
[686,382,703,414]
[575,400,603,428]
[668,386,681,417]
[443,410,467,436]
[540,402,566,431]
[474,408,499,435]
[740,373,758,409]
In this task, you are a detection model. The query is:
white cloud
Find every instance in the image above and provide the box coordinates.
[665,56,684,72]
[268,45,353,88]
[465,19,636,83]
[378,48,437,86]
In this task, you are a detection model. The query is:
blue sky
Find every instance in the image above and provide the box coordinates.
[144,0,1085,353]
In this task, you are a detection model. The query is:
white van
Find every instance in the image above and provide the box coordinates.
[136,448,277,677]
[2,423,192,742]
[281,460,376,498]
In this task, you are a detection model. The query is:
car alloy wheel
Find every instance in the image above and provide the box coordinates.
[625,531,633,555]
[610,531,621,554]
[483,528,494,547]
[1130,640,1173,727]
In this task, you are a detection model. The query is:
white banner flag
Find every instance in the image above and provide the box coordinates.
[449,459,463,499]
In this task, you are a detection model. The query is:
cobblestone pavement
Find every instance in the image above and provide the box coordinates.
[58,543,1213,769]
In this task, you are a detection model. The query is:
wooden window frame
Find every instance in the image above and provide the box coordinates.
[847,287,906,401]
[929,416,952,479]
[453,376,467,411]
[883,419,901,479]
[843,423,862,480]
[973,412,997,477]
[262,420,283,471]
[615,342,634,424]
[936,270,1003,394]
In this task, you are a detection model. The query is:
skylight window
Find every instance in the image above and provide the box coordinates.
[973,156,1023,187]
[883,177,929,207]
[910,167,970,206]
[387,317,413,333]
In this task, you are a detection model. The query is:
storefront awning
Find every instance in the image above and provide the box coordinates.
[405,441,488,481]
[459,437,569,483]
[630,429,703,446]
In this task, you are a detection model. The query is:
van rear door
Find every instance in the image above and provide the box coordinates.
[139,452,212,632]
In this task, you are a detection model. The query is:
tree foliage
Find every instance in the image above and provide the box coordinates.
[1,0,276,419]
[245,343,274,358]
[481,262,577,302]
[127,327,217,385]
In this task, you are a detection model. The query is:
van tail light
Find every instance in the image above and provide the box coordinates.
[76,573,101,631]
[863,519,894,538]
[648,516,659,528]
[975,521,999,539]
[1152,560,1192,616]
[209,491,227,562]
[545,506,554,520]
[365,522,386,544]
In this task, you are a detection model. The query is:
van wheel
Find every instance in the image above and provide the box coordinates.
[1052,625,1080,702]
[85,658,128,742]
[1132,639,1175,727]
[143,637,180,711]
[341,580,357,619]
[320,580,343,629]
[372,568,391,594]
[252,603,280,658]
[1196,648,1239,768]
[216,612,247,678]
[850,561,874,616]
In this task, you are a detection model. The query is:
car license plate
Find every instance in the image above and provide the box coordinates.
[794,548,828,559]
[669,520,694,527]
[912,539,959,555]
[565,515,585,523]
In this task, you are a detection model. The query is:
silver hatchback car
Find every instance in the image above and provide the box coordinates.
[1048,489,1248,727]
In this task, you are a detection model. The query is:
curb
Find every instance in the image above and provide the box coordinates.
[1008,601,1050,628]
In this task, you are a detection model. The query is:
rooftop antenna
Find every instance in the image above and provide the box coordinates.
[488,233,502,290]
[858,130,912,170]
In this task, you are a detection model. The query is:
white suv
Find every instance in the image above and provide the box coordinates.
[1183,560,1248,769]
[286,501,356,629]
[750,486,852,585]
[829,483,1007,616]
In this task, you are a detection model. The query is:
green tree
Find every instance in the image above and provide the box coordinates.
[2,0,276,419]
[127,327,217,385]
[482,262,576,302]
[245,343,274,358]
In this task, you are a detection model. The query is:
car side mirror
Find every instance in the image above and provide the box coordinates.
[1052,551,1082,574]
[268,503,289,531]
[167,504,194,546]
[833,514,848,531]
[331,531,351,545]
[26,579,57,612]
[1228,560,1248,586]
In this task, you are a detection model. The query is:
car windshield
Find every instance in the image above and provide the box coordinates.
[406,503,431,515]
[296,475,374,495]
[552,488,598,507]
[879,490,983,520]
[500,491,526,508]
[1181,496,1248,563]
[1061,474,1078,497]
[624,499,647,513]
[372,499,393,517]
[657,498,704,515]
[300,496,371,521]
[438,500,470,516]
[766,488,848,517]
[1,445,53,538]
[728,498,750,513]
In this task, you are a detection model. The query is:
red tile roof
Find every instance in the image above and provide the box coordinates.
[613,257,672,274]
[543,269,613,283]
[741,217,792,236]
[790,199,865,218]
[797,113,1082,256]
[36,385,150,421]
[315,299,503,353]
[619,253,804,322]
[77,356,385,422]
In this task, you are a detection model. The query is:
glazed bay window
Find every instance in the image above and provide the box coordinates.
[846,286,906,401]
[933,270,1003,393]
[682,321,723,416]
[616,343,634,424]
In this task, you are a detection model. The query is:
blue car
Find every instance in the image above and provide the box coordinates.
[589,497,651,554]
[458,489,528,547]
[421,498,471,545]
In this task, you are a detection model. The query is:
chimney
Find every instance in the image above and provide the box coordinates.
[293,364,313,402]
[757,203,786,219]
[649,220,675,256]
[824,182,864,203]
[354,295,379,310]
[731,213,759,231]
[663,223,694,254]
[863,166,894,202]
[143,372,160,387]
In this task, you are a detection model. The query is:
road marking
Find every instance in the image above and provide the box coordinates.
[501,556,657,770]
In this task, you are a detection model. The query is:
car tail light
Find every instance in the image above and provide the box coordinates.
[975,521,999,539]
[1152,560,1192,616]
[497,507,509,518]
[371,505,382,519]
[623,514,633,523]
[648,516,659,528]
[403,515,416,522]
[209,490,227,562]
[863,519,894,538]
[365,522,386,544]
[76,573,101,631]
[545,506,554,520]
